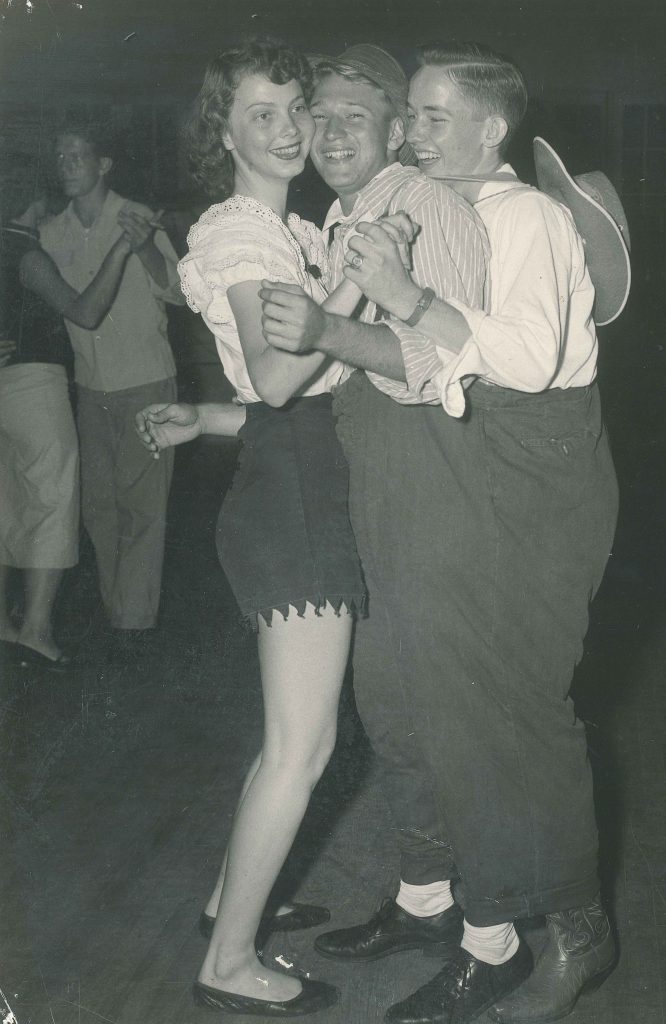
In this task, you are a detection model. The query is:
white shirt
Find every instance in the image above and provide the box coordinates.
[39,190,182,392]
[437,165,598,417]
[178,195,349,403]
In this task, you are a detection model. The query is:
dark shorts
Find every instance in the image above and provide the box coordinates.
[216,393,366,628]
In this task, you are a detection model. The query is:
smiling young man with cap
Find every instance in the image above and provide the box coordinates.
[328,42,625,1024]
[261,40,626,1024]
[261,41,492,974]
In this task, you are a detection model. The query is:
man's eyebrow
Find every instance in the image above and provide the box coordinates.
[311,100,372,112]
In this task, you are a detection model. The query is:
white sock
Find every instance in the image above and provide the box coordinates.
[395,879,455,918]
[461,919,520,965]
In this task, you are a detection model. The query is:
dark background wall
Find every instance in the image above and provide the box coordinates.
[1,0,664,403]
[2,0,665,240]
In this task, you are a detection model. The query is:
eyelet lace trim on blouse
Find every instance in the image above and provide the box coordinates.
[179,194,328,313]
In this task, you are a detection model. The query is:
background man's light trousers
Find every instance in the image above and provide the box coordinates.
[76,377,176,630]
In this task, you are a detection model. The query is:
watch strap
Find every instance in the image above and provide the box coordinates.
[404,286,435,327]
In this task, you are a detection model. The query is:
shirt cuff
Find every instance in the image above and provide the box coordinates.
[427,298,491,417]
[381,319,444,403]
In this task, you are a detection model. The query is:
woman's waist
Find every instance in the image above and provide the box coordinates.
[231,362,350,405]
[244,391,334,421]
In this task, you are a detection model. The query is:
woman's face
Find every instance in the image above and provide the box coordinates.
[223,74,314,186]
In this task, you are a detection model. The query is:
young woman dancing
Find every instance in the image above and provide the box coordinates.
[136,39,374,1016]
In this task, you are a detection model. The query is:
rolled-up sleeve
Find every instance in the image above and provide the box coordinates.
[368,323,442,404]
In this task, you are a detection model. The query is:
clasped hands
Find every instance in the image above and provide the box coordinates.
[117,207,164,254]
[260,211,421,354]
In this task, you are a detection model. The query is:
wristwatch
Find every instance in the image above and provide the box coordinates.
[404,287,435,327]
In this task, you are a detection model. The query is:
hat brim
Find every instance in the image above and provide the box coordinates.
[533,137,631,326]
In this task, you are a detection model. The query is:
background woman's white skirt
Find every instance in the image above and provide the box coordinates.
[0,362,79,568]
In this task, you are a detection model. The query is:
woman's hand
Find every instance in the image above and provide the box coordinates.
[343,219,423,320]
[135,402,202,458]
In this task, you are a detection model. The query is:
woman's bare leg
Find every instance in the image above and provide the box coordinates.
[203,751,262,919]
[198,603,352,1001]
[204,751,308,921]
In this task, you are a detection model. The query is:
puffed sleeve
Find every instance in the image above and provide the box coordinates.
[178,209,304,325]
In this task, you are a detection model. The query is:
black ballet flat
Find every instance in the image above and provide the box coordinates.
[15,643,73,675]
[192,977,339,1016]
[199,902,331,941]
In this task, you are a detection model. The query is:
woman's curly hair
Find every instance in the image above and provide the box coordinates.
[186,38,313,200]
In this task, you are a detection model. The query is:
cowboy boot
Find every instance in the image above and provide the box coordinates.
[489,896,616,1023]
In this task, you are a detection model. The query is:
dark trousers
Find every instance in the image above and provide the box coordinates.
[76,378,176,630]
[334,372,619,925]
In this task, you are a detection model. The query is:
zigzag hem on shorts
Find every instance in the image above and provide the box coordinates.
[248,591,367,630]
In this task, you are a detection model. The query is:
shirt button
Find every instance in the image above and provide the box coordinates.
[95,335,101,342]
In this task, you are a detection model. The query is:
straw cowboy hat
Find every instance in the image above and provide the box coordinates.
[533,136,631,325]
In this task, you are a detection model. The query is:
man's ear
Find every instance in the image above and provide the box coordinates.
[483,115,509,152]
[387,115,406,155]
[100,156,113,178]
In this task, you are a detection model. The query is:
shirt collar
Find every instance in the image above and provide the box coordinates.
[476,163,523,201]
[64,188,122,232]
[322,163,420,234]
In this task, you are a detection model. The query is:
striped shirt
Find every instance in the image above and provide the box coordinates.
[323,163,488,403]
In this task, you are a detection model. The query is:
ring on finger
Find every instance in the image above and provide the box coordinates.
[351,254,363,268]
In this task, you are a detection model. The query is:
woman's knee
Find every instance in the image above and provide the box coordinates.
[262,726,337,787]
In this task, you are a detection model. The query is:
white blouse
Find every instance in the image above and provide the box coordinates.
[178,194,349,403]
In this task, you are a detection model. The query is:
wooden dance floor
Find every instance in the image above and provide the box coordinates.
[1,305,665,1023]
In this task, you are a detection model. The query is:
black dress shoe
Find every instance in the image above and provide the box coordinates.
[192,977,338,1017]
[385,940,533,1024]
[199,902,330,942]
[489,898,616,1022]
[15,643,73,675]
[314,898,463,962]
